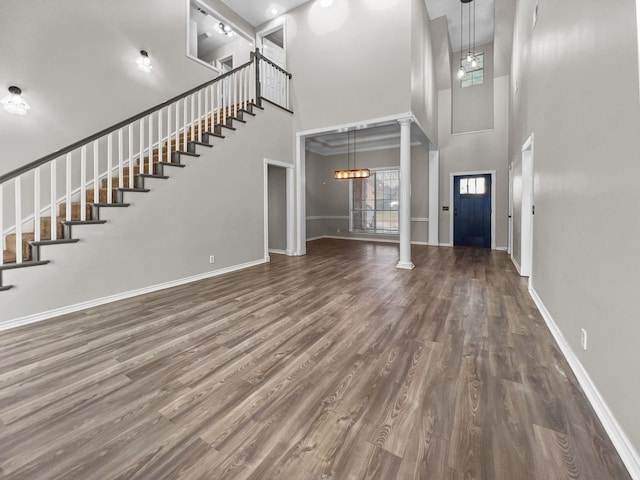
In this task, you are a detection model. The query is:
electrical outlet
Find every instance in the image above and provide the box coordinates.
[209,255,215,264]
[581,328,587,350]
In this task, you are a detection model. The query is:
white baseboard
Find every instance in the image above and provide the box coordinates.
[306,236,324,242]
[496,246,508,252]
[529,286,640,479]
[322,234,399,244]
[439,243,453,247]
[411,241,429,246]
[0,258,267,333]
[511,254,522,274]
[268,248,287,255]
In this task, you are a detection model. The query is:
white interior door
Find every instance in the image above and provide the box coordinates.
[521,136,534,277]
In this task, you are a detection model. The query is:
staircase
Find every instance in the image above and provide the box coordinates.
[0,49,292,291]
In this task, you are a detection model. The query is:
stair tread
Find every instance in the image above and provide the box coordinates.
[0,285,13,292]
[0,260,49,271]
[62,220,107,225]
[157,162,186,168]
[30,238,80,246]
[188,141,213,147]
[203,131,225,138]
[117,188,151,192]
[138,174,169,179]
[174,151,200,157]
[92,203,131,208]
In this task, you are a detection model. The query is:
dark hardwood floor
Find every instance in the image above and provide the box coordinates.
[0,239,631,479]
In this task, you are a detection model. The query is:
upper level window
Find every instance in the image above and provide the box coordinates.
[461,52,484,88]
[351,168,399,234]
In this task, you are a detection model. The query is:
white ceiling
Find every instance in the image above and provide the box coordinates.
[218,0,309,27]
[425,0,495,53]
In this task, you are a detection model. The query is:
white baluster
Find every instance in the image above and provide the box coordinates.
[50,159,57,240]
[65,153,72,222]
[190,93,196,143]
[158,109,163,176]
[204,87,209,133]
[138,118,144,181]
[222,78,227,126]
[80,146,87,221]
[15,176,22,263]
[107,132,113,204]
[93,141,99,205]
[183,99,188,151]
[34,167,41,242]
[148,113,153,175]
[118,129,124,191]
[128,124,134,189]
[198,90,202,143]
[175,100,180,158]
[209,84,215,130]
[167,104,172,163]
[233,72,237,117]
[286,71,290,109]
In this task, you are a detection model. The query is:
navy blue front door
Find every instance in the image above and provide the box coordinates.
[454,174,492,248]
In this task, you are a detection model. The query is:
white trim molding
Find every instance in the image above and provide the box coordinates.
[529,286,640,479]
[0,258,267,333]
[263,158,295,261]
[511,254,522,274]
[411,217,429,222]
[306,215,349,221]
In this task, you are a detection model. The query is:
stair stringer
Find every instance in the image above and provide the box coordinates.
[0,104,294,326]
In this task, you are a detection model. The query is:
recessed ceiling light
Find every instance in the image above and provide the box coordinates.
[271,8,279,15]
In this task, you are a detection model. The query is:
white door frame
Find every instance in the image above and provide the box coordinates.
[264,158,295,261]
[449,170,497,250]
[428,150,440,246]
[508,162,513,255]
[256,19,287,68]
[520,134,534,277]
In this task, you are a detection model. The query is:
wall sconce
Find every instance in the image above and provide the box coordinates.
[136,50,152,73]
[1,86,31,115]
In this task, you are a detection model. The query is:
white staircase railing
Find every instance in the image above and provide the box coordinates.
[0,49,292,269]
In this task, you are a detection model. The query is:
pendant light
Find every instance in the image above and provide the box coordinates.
[458,0,476,80]
[334,130,370,180]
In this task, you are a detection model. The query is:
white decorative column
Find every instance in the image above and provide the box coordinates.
[397,117,415,270]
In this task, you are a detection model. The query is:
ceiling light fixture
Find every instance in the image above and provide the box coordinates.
[458,0,476,80]
[271,7,279,15]
[334,130,370,180]
[319,0,334,7]
[217,22,235,36]
[1,86,31,115]
[136,50,152,73]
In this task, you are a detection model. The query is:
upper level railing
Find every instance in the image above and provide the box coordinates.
[0,49,292,266]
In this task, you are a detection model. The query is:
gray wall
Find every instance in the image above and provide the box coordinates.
[438,76,509,249]
[411,0,438,142]
[0,0,226,177]
[1,105,294,323]
[509,0,640,451]
[201,36,253,67]
[451,42,495,133]
[256,0,421,134]
[267,165,287,252]
[306,146,430,244]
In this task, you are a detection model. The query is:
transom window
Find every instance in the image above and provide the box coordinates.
[460,176,486,195]
[351,168,399,234]
[461,52,484,88]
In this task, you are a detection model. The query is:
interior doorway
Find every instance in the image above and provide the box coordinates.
[263,158,295,261]
[453,174,492,248]
[520,134,535,277]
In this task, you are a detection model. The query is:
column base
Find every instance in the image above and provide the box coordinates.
[396,261,415,270]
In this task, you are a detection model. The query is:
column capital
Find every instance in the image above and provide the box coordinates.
[398,117,413,127]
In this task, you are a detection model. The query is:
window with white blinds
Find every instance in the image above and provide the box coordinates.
[350,168,399,234]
